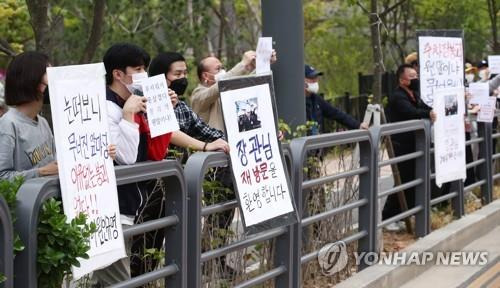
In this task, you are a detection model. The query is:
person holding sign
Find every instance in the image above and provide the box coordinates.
[384,64,436,221]
[191,50,277,131]
[98,43,229,284]
[149,52,225,146]
[0,52,58,180]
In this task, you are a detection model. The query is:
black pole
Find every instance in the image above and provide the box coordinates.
[262,0,305,131]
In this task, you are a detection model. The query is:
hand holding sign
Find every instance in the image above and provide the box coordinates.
[123,95,147,122]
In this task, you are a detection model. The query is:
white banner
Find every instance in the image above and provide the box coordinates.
[419,36,464,107]
[47,63,126,279]
[220,83,294,227]
[433,88,466,187]
[141,74,179,138]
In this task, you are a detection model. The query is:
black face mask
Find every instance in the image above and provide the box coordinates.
[409,78,420,91]
[43,86,50,104]
[169,77,188,96]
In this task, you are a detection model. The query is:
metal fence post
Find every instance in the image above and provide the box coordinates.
[477,122,493,204]
[14,177,60,288]
[185,152,228,288]
[0,195,13,288]
[276,143,294,288]
[289,138,307,288]
[414,120,430,237]
[358,128,377,269]
[161,162,187,288]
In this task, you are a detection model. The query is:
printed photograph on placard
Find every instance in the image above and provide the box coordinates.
[236,98,261,132]
[444,94,458,116]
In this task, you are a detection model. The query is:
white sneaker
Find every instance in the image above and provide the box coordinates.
[384,221,405,232]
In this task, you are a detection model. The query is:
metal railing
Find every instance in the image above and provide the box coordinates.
[184,151,294,288]
[0,195,13,288]
[14,160,187,288]
[9,119,499,287]
[289,129,376,287]
[374,120,430,237]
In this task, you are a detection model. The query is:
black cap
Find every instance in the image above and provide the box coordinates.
[305,64,323,78]
[478,59,488,69]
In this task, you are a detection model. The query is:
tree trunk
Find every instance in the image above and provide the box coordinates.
[487,0,500,54]
[80,0,106,63]
[222,0,239,67]
[26,0,50,54]
[370,0,383,103]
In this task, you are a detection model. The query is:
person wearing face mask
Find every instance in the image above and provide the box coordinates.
[384,64,435,223]
[465,63,477,85]
[191,50,277,131]
[304,65,367,135]
[149,52,225,148]
[96,43,230,285]
[477,59,490,82]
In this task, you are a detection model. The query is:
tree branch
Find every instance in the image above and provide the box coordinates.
[356,1,370,14]
[0,39,16,57]
[79,0,106,63]
[380,0,407,17]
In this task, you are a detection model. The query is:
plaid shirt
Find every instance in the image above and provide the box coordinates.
[174,100,224,142]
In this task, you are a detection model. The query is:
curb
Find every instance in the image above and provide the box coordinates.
[335,199,500,288]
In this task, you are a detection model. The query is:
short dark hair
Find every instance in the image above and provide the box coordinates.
[197,58,208,81]
[5,51,49,106]
[149,52,185,77]
[103,43,150,85]
[396,64,415,81]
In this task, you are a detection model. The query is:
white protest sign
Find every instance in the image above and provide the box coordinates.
[419,36,464,107]
[141,74,179,138]
[47,63,126,279]
[477,97,497,123]
[433,88,466,187]
[220,82,295,228]
[488,55,500,74]
[256,37,273,74]
[468,82,489,105]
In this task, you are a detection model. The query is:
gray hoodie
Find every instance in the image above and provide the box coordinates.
[0,108,55,180]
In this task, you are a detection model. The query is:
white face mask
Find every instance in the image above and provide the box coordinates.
[306,82,319,94]
[479,69,489,81]
[214,69,227,81]
[123,72,148,95]
[465,74,475,84]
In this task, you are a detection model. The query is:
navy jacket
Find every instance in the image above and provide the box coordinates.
[306,93,360,134]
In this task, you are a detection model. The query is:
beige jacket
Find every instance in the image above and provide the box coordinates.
[191,62,250,131]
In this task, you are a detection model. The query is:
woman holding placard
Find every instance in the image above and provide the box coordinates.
[0,52,116,181]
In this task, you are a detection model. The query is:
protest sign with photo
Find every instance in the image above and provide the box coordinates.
[47,63,126,278]
[219,75,297,234]
[433,88,466,187]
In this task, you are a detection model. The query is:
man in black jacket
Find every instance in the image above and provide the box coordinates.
[384,64,435,221]
[305,65,368,135]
